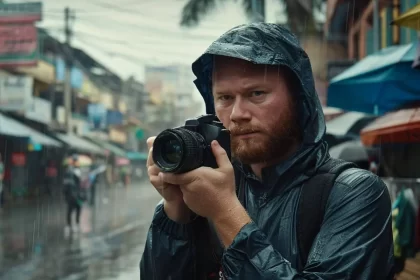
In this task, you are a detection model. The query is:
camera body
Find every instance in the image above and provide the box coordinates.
[152,115,231,174]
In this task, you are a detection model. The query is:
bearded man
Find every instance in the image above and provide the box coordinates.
[140,23,394,280]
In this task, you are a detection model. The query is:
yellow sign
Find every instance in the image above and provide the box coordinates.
[109,128,127,144]
[16,59,54,84]
[80,76,101,102]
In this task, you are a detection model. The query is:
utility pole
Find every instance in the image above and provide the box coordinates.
[373,0,380,52]
[251,0,265,23]
[64,7,75,133]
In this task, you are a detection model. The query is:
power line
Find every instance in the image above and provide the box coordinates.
[46,28,202,63]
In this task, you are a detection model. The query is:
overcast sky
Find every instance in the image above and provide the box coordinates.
[9,0,293,82]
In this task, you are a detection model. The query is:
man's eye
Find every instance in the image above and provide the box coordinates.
[251,91,265,97]
[218,95,232,101]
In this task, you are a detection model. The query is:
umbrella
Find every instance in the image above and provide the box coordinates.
[329,140,368,162]
[63,155,92,167]
[391,3,420,30]
[327,43,420,115]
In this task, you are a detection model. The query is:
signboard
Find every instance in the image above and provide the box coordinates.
[88,103,107,130]
[25,97,52,124]
[106,110,123,126]
[109,128,127,144]
[55,57,84,89]
[0,2,42,67]
[0,2,42,23]
[0,74,33,111]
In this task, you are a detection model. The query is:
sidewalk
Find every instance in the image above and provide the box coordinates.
[0,180,161,279]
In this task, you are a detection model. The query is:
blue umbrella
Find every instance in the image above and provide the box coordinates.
[327,43,420,115]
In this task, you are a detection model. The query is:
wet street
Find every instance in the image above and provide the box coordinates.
[0,180,161,280]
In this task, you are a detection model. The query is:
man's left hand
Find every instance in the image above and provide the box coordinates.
[160,140,240,222]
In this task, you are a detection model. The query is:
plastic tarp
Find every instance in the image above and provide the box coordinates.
[326,112,372,135]
[327,43,420,115]
[56,133,103,154]
[361,107,420,146]
[0,113,61,147]
[126,151,147,160]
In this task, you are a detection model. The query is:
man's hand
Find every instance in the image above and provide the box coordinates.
[161,140,251,246]
[146,137,190,223]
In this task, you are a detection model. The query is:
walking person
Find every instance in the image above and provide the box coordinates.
[62,155,84,236]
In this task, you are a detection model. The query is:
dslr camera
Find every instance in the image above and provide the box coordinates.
[152,115,231,174]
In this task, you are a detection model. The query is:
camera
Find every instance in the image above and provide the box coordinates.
[152,115,231,174]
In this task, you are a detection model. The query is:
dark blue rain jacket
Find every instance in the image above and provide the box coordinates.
[140,23,394,280]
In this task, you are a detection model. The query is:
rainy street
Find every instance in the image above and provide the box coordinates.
[0,181,161,280]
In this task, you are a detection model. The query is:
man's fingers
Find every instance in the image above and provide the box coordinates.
[160,172,197,186]
[146,148,154,167]
[149,174,162,187]
[211,140,231,168]
[147,136,156,150]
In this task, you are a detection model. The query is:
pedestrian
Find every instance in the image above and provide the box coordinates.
[140,23,394,279]
[89,154,98,206]
[62,155,84,236]
[0,154,4,209]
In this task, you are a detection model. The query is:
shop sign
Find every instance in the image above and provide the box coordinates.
[0,74,33,111]
[25,97,52,124]
[0,2,42,67]
[109,128,127,144]
[12,152,26,166]
[88,103,107,130]
[106,110,123,126]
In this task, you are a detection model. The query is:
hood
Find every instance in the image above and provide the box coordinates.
[192,23,330,189]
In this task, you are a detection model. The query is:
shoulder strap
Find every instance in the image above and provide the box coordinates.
[297,158,356,270]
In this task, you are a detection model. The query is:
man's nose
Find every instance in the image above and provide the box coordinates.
[230,98,251,122]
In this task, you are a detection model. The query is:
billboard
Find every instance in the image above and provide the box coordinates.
[0,74,33,111]
[0,2,42,67]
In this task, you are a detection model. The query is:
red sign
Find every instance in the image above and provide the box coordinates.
[12,152,26,166]
[0,24,37,55]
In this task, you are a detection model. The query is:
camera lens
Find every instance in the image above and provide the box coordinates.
[153,128,205,173]
[162,139,182,164]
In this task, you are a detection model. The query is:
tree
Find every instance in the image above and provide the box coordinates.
[180,0,326,35]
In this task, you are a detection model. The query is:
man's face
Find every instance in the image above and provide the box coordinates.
[212,56,300,164]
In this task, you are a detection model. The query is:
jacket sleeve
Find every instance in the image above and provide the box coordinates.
[221,170,394,279]
[140,202,198,280]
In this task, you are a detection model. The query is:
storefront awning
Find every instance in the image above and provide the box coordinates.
[0,113,61,147]
[327,43,420,115]
[56,133,103,154]
[391,3,420,30]
[361,107,420,146]
[86,137,127,158]
[127,151,147,161]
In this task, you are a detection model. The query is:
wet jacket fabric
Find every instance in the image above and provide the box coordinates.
[63,166,82,204]
[140,23,394,279]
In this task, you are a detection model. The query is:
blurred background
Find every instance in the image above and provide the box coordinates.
[0,0,419,279]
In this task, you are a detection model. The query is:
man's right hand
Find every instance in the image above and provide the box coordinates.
[147,137,191,223]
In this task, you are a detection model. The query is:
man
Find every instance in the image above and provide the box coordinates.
[140,23,394,279]
[63,155,83,235]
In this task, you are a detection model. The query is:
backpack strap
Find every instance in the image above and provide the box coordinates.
[297,158,356,270]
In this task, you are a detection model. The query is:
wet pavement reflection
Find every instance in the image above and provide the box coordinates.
[0,181,161,280]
